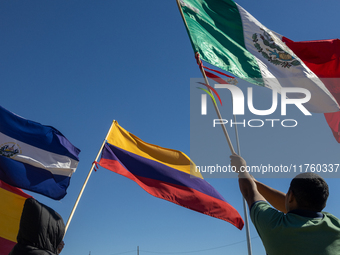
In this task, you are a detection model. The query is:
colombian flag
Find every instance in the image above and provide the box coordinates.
[0,180,32,255]
[98,121,244,230]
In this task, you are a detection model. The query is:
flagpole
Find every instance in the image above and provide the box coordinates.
[233,114,253,255]
[176,2,252,254]
[198,62,253,255]
[64,121,115,236]
[196,53,236,154]
[196,53,253,255]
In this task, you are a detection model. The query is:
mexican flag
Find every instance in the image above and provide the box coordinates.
[179,0,339,114]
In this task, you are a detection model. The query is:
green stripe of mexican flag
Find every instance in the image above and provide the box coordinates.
[179,0,339,113]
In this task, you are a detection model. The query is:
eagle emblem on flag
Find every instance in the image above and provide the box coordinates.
[252,29,301,68]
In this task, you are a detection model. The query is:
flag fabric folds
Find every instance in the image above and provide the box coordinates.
[98,121,244,230]
[281,38,340,142]
[0,180,32,255]
[179,0,339,113]
[0,106,80,200]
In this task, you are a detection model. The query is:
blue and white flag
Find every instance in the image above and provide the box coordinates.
[0,106,80,200]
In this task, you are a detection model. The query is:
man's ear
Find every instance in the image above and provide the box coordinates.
[288,189,295,203]
[287,189,299,211]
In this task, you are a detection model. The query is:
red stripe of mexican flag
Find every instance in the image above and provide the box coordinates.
[0,181,32,255]
[179,0,339,113]
[282,38,340,142]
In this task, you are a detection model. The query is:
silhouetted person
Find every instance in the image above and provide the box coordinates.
[9,198,65,255]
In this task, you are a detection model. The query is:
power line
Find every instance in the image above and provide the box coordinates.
[139,236,260,254]
[103,236,260,255]
[108,250,136,255]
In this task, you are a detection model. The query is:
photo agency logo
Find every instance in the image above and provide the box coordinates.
[197,82,312,128]
[189,78,318,178]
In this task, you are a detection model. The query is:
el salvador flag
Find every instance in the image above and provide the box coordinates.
[0,106,80,200]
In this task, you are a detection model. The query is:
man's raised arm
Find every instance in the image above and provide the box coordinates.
[230,154,265,208]
[231,154,287,212]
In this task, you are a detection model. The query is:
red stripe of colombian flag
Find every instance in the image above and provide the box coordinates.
[98,121,244,230]
[282,37,340,142]
[0,180,32,255]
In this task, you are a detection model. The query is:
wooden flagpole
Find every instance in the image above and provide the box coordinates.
[64,121,115,236]
[176,1,252,255]
[195,52,236,154]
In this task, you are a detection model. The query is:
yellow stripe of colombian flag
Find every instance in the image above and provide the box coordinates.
[106,121,202,178]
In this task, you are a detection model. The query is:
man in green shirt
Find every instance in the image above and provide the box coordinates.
[230,154,340,255]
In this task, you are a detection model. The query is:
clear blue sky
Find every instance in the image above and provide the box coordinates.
[1,1,340,255]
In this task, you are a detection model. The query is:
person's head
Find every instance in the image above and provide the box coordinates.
[286,173,329,212]
[14,198,65,255]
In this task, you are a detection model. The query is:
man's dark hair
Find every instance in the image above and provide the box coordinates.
[289,173,329,211]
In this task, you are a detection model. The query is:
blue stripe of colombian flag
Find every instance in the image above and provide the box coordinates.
[98,121,244,230]
[0,106,80,200]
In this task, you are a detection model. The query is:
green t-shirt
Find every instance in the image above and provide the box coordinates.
[251,201,340,255]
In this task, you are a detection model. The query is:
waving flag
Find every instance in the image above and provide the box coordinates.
[282,38,340,142]
[0,106,80,200]
[178,0,339,113]
[98,121,244,229]
[0,180,32,255]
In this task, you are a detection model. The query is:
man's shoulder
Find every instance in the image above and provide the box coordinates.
[250,200,284,226]
[322,212,340,227]
[323,211,340,219]
[250,200,277,215]
[250,200,269,209]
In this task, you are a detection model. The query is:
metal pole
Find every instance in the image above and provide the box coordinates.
[233,113,252,255]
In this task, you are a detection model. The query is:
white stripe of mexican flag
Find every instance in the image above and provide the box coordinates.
[180,0,339,113]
